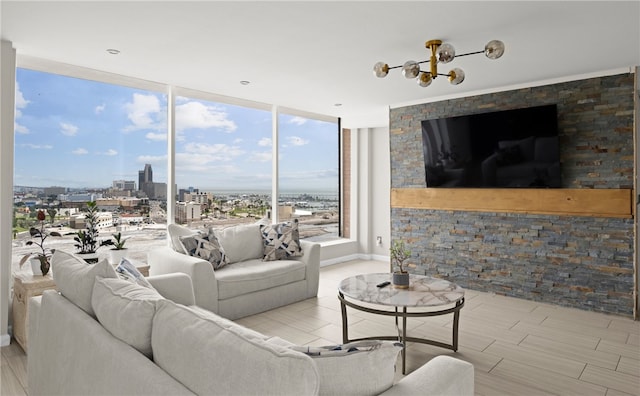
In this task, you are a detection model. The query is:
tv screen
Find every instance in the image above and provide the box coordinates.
[421,104,560,188]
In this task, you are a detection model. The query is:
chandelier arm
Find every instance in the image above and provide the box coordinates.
[455,50,485,58]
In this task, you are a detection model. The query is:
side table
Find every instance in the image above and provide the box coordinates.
[12,260,150,353]
[12,273,57,353]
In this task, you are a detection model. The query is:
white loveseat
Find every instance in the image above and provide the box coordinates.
[148,222,320,320]
[28,252,475,395]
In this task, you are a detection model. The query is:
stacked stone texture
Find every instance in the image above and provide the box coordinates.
[389,74,635,316]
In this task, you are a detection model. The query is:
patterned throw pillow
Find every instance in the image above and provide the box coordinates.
[179,231,229,270]
[290,340,403,395]
[260,219,303,262]
[115,257,155,289]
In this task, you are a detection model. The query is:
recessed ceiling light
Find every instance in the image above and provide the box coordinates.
[240,80,251,85]
[106,49,120,55]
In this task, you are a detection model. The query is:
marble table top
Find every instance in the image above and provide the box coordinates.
[338,273,465,308]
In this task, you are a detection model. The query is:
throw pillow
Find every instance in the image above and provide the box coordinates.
[92,276,164,359]
[50,250,118,317]
[260,219,303,261]
[179,231,229,270]
[291,340,402,396]
[115,257,155,289]
[214,223,264,263]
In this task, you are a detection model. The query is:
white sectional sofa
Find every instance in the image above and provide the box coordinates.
[28,251,475,395]
[148,222,321,320]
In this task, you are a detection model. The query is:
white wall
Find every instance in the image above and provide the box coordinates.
[318,126,391,266]
[0,40,16,346]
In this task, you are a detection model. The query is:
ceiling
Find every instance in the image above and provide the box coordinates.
[2,1,639,128]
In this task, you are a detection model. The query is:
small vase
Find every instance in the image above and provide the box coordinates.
[30,258,43,276]
[392,272,410,289]
[109,249,128,265]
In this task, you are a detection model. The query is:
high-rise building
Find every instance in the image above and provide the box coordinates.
[138,164,153,191]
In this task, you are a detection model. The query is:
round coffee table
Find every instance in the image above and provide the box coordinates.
[338,273,465,374]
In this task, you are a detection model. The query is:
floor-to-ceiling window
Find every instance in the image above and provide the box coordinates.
[173,93,272,230]
[12,68,169,269]
[277,111,339,241]
[12,66,342,272]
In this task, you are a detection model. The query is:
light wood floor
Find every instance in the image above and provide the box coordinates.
[2,259,639,395]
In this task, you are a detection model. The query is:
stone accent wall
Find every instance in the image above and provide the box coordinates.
[389,74,635,316]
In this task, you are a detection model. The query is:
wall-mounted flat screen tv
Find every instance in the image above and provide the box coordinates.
[421,104,560,188]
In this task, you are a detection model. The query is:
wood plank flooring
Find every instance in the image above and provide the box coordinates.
[2,259,639,395]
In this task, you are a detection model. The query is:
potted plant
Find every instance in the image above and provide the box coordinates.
[74,201,112,263]
[390,240,411,288]
[109,231,130,264]
[19,209,61,276]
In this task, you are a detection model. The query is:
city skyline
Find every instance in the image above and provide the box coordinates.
[14,68,339,192]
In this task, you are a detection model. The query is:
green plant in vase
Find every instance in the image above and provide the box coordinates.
[390,240,411,288]
[19,209,61,275]
[109,231,130,264]
[74,201,112,263]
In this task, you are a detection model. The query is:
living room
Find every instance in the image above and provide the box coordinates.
[1,1,639,395]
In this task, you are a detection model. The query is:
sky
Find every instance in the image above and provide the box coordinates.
[14,68,339,194]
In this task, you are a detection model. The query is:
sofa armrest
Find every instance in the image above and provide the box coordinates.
[300,240,320,298]
[380,355,474,396]
[148,273,196,306]
[148,246,219,314]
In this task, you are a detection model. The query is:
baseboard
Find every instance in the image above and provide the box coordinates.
[1,332,11,347]
[320,253,389,267]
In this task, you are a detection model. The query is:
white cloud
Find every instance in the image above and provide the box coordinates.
[250,151,272,162]
[15,82,30,134]
[286,136,309,146]
[15,124,29,135]
[72,148,88,155]
[176,101,237,132]
[233,138,244,144]
[15,82,29,109]
[146,132,167,141]
[102,149,118,156]
[124,93,162,131]
[182,142,245,161]
[60,122,79,136]
[95,103,106,114]
[288,116,307,126]
[21,143,53,150]
[258,137,272,147]
[137,155,167,163]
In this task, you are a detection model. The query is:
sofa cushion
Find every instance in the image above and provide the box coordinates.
[215,258,307,300]
[214,223,263,264]
[51,250,117,317]
[292,340,402,396]
[179,231,229,270]
[152,299,320,395]
[167,223,197,254]
[260,219,303,261]
[92,277,163,359]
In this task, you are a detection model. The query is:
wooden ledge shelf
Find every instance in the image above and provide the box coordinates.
[391,188,634,218]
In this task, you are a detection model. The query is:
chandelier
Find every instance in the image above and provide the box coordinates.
[373,39,505,87]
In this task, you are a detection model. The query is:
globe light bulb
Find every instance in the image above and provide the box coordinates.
[418,72,432,87]
[448,68,465,85]
[485,40,505,60]
[402,61,420,79]
[373,62,389,78]
[436,43,456,64]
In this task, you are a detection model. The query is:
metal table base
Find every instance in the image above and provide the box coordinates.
[338,291,464,375]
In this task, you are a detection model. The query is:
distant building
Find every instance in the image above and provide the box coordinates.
[59,193,101,202]
[70,211,113,230]
[138,164,153,190]
[175,201,201,224]
[112,180,136,191]
[44,186,66,197]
